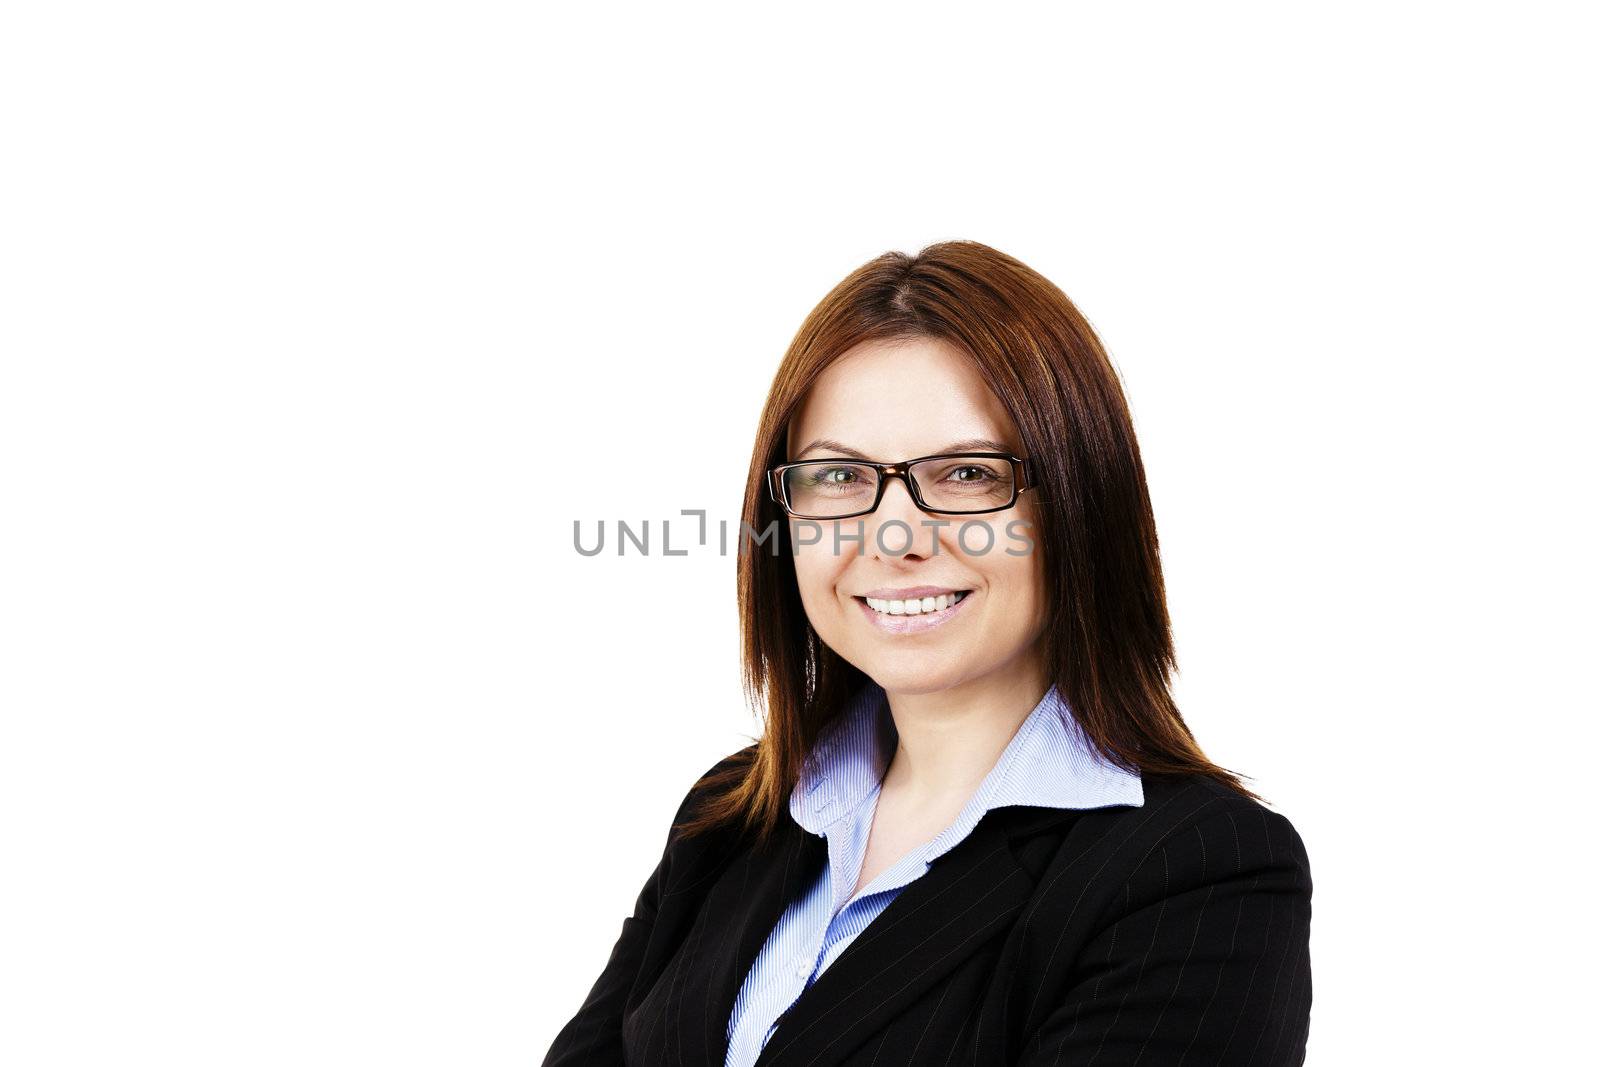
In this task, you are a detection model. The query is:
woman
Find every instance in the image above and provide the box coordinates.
[543,241,1313,1066]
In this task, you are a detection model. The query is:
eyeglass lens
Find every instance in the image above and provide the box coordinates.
[781,456,1016,517]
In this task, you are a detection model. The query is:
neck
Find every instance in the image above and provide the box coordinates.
[879,653,1050,803]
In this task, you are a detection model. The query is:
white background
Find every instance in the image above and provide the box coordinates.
[2,2,1595,1064]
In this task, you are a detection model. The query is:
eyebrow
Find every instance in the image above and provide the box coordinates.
[793,436,1015,460]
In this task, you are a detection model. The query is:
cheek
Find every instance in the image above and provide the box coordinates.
[791,554,825,599]
[790,527,851,602]
[965,521,1044,609]
[1010,549,1048,628]
[986,554,1035,600]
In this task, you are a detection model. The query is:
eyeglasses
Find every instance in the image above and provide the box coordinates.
[767,451,1036,519]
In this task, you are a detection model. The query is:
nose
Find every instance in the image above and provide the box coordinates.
[868,474,938,559]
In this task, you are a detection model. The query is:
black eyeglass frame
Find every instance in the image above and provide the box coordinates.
[766,451,1038,520]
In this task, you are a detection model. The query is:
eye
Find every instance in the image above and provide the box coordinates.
[947,464,998,483]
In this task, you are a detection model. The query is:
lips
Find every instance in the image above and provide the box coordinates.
[857,585,969,601]
[852,588,975,634]
[857,590,971,616]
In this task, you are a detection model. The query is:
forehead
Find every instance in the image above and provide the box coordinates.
[786,336,1021,459]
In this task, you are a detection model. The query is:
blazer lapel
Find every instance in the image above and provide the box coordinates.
[751,805,1080,1067]
[645,812,827,1067]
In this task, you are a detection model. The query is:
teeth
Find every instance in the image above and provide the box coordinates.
[863,591,968,616]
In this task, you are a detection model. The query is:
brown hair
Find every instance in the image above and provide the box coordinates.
[676,240,1260,846]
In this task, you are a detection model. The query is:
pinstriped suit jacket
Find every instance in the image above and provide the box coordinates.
[541,745,1313,1066]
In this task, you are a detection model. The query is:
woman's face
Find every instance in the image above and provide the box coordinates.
[784,336,1048,697]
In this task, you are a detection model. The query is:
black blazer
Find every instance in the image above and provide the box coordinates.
[543,745,1312,1066]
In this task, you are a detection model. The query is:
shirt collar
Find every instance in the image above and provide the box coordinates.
[788,679,1145,856]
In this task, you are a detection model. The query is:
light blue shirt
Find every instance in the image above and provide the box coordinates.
[723,680,1145,1066]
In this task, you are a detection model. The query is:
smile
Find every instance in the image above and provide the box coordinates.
[862,591,970,616]
[852,589,974,634]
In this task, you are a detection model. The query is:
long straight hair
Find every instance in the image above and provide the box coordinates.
[676,240,1259,846]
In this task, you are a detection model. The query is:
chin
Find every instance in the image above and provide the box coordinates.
[854,652,974,696]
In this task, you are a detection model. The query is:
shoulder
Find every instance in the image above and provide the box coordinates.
[683,742,759,801]
[665,741,760,834]
[1008,775,1314,1059]
[1135,772,1309,856]
[1013,773,1309,930]
[1059,772,1312,923]
[1114,772,1309,875]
